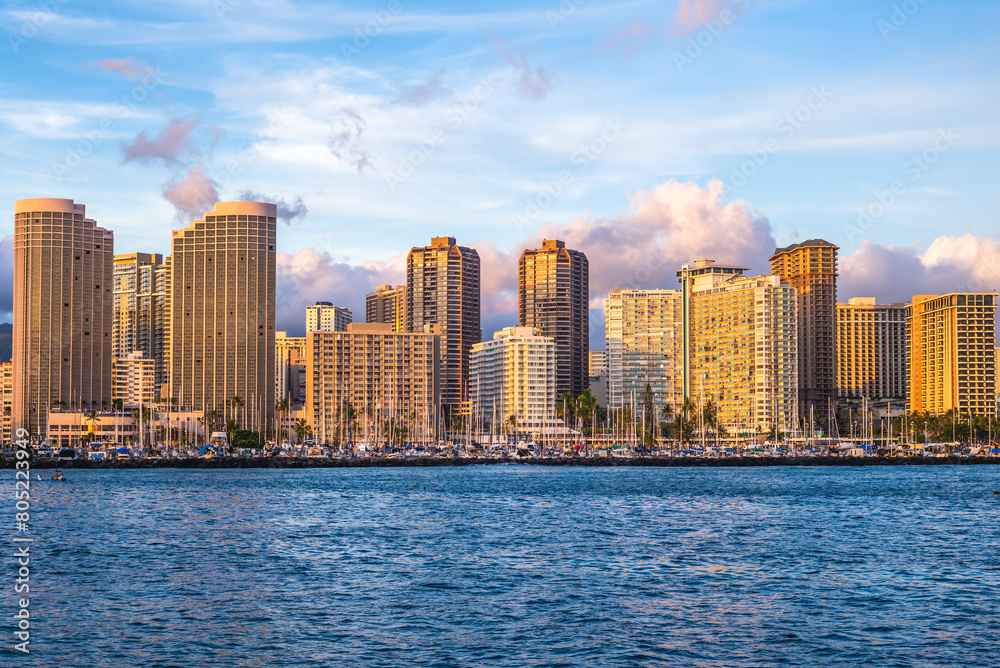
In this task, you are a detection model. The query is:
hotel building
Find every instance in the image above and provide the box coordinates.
[167,201,276,429]
[306,301,353,332]
[1,361,12,445]
[518,240,589,398]
[366,285,407,333]
[13,198,114,438]
[836,297,909,399]
[276,331,307,405]
[112,351,156,406]
[113,252,169,391]
[306,323,440,444]
[770,240,838,417]
[605,289,684,415]
[678,260,799,435]
[589,350,607,377]
[407,237,480,412]
[470,326,556,433]
[908,293,996,417]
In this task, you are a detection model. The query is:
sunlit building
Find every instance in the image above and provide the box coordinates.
[1,361,12,445]
[366,285,407,333]
[113,252,169,392]
[276,331,307,405]
[836,297,909,399]
[113,351,156,406]
[306,301,352,333]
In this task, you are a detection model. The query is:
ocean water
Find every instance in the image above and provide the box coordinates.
[6,466,1000,667]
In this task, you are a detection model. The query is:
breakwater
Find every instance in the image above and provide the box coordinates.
[11,455,999,469]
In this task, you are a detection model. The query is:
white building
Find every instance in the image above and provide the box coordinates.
[113,351,156,406]
[306,301,353,333]
[276,331,307,405]
[470,326,556,434]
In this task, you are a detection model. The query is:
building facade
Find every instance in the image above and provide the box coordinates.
[306,301,353,333]
[589,350,607,377]
[366,285,407,333]
[836,297,909,399]
[769,240,838,418]
[605,289,684,415]
[1,361,12,445]
[306,323,440,445]
[276,331,307,406]
[113,252,169,392]
[518,240,589,398]
[113,351,156,406]
[470,326,556,433]
[13,198,114,438]
[407,236,481,413]
[678,260,799,436]
[908,293,996,417]
[167,201,277,430]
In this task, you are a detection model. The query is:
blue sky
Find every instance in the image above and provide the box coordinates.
[2,0,999,344]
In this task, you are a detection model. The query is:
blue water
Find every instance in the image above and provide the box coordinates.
[6,466,1000,667]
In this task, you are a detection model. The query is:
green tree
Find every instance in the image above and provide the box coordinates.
[576,388,599,434]
[293,418,313,444]
[556,392,577,422]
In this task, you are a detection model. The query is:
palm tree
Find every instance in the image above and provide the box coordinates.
[232,395,244,426]
[225,418,239,442]
[556,392,576,423]
[293,418,313,444]
[660,403,674,439]
[84,409,101,446]
[576,388,598,434]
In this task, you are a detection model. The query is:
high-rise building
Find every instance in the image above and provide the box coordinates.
[13,198,114,437]
[770,240,838,418]
[306,323,440,445]
[366,285,407,333]
[407,236,481,412]
[470,326,556,434]
[1,360,12,445]
[588,350,607,377]
[113,252,169,392]
[518,240,589,398]
[167,201,276,430]
[276,331,307,405]
[605,289,684,414]
[678,260,798,435]
[112,351,156,406]
[908,293,996,417]
[836,297,909,399]
[306,301,353,333]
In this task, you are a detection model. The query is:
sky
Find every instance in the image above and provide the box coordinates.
[1,0,999,346]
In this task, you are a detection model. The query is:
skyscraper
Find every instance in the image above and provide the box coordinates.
[908,293,996,417]
[770,240,838,419]
[167,201,277,430]
[113,252,169,392]
[519,240,589,398]
[407,236,481,413]
[836,297,909,399]
[366,284,407,333]
[306,301,353,332]
[13,198,114,437]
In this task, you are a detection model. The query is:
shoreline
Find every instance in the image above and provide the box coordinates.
[9,455,1000,469]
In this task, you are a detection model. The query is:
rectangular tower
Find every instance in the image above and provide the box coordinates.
[836,297,909,399]
[306,301,353,332]
[366,285,407,333]
[13,198,114,437]
[519,240,589,399]
[407,236,481,413]
[168,201,276,430]
[113,252,169,392]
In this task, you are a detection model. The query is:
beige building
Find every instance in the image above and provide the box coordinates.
[366,285,407,332]
[113,252,169,392]
[470,326,556,433]
[276,331,307,405]
[113,351,156,406]
[605,289,684,415]
[1,361,12,445]
[306,301,352,332]
[908,293,996,417]
[167,201,277,430]
[519,240,589,398]
[836,297,909,399]
[770,240,838,418]
[407,236,480,412]
[306,323,440,445]
[13,198,114,438]
[678,260,799,436]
